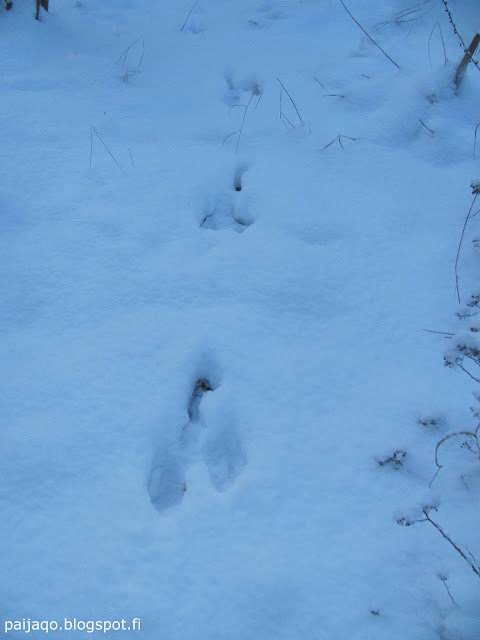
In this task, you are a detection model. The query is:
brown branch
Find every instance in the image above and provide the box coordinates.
[338,0,400,70]
[455,33,480,89]
[423,509,480,579]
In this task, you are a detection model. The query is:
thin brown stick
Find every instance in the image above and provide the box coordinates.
[428,22,447,68]
[455,193,478,303]
[181,0,200,32]
[116,36,144,66]
[455,33,480,88]
[423,329,453,337]
[419,118,434,134]
[474,123,480,159]
[276,77,304,125]
[434,430,478,469]
[338,0,400,69]
[423,509,480,579]
[90,124,126,175]
[442,1,480,76]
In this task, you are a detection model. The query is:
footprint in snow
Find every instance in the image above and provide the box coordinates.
[148,376,246,513]
[199,164,253,233]
[202,424,247,493]
[147,455,186,512]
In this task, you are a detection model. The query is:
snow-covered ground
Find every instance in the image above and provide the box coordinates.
[1,0,479,638]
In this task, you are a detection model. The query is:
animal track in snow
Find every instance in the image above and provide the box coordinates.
[147,454,186,513]
[199,192,248,232]
[199,164,254,232]
[148,375,246,513]
[202,424,246,493]
[188,378,213,421]
[233,162,248,191]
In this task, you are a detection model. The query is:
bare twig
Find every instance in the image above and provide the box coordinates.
[439,575,457,606]
[117,36,144,82]
[430,423,480,485]
[89,128,93,167]
[375,0,435,29]
[441,1,466,48]
[419,118,434,134]
[467,546,478,564]
[222,130,240,145]
[423,508,480,579]
[338,0,400,69]
[474,123,480,159]
[322,134,358,151]
[428,22,447,68]
[455,190,478,304]
[424,329,454,337]
[89,124,125,175]
[434,428,479,470]
[276,77,304,126]
[442,1,480,76]
[181,0,200,32]
[457,362,480,384]
[455,33,480,88]
[117,36,144,66]
[223,85,262,153]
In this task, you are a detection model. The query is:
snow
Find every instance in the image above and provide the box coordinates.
[1,0,480,638]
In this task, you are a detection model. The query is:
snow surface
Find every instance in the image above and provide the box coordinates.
[1,0,480,638]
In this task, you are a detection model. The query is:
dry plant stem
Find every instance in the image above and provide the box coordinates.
[442,1,480,75]
[423,509,480,579]
[423,329,453,337]
[455,33,480,88]
[89,124,126,175]
[458,362,480,384]
[434,428,480,469]
[474,124,480,159]
[117,36,144,66]
[89,129,93,167]
[439,576,457,606]
[455,193,478,304]
[323,134,358,151]
[396,0,434,23]
[376,1,435,29]
[430,424,480,486]
[441,0,466,48]
[428,22,447,68]
[235,91,257,152]
[117,36,144,82]
[223,86,262,153]
[276,77,304,126]
[338,0,400,69]
[181,0,199,32]
[419,118,434,134]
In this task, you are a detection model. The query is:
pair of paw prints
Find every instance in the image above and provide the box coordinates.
[199,164,254,233]
[148,378,247,513]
